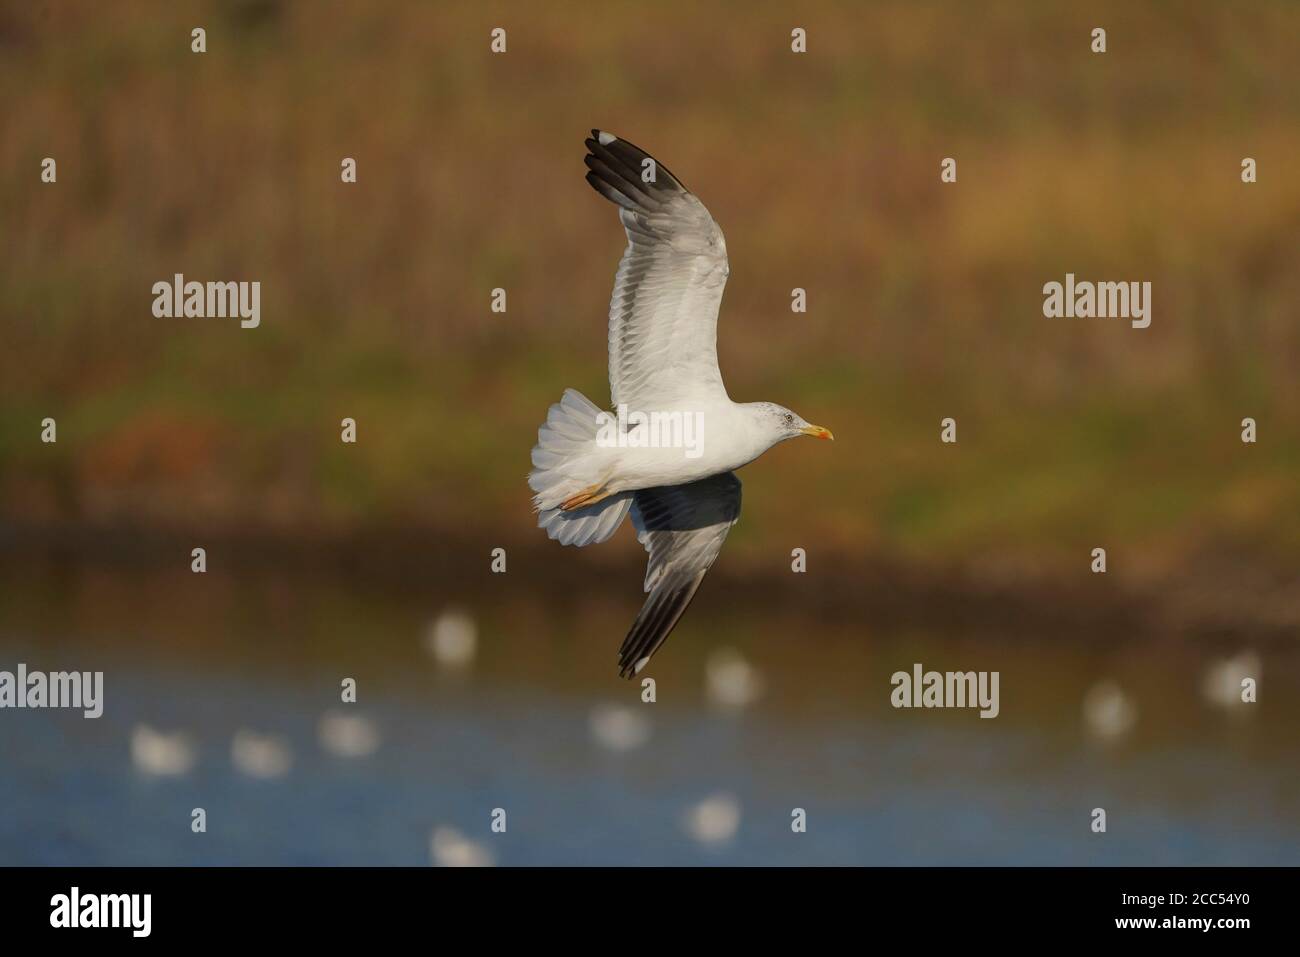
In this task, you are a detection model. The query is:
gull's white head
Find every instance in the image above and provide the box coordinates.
[745,402,834,446]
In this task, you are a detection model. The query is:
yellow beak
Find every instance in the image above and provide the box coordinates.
[800,424,834,441]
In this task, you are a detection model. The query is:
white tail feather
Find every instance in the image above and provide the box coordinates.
[529,389,630,546]
[537,494,632,547]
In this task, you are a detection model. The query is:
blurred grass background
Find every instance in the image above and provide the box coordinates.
[1,0,1298,618]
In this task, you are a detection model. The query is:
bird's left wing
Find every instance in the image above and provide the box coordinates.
[584,130,731,411]
[618,472,742,678]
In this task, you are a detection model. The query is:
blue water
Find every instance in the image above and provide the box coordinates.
[1,631,1296,866]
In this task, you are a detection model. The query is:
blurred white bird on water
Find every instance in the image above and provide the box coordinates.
[429,826,495,867]
[1202,651,1260,712]
[588,703,652,752]
[1081,679,1138,742]
[705,648,765,709]
[130,724,197,777]
[317,710,381,758]
[683,791,742,847]
[231,729,293,778]
[424,607,478,669]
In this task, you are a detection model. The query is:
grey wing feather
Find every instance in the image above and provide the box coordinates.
[618,472,742,678]
[583,130,731,410]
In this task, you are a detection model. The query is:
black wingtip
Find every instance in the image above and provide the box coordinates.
[583,129,690,209]
[615,578,706,679]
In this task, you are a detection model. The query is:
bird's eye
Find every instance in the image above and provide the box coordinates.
[784,413,794,424]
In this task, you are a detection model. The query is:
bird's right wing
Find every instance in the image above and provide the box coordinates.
[618,472,742,678]
[584,130,731,411]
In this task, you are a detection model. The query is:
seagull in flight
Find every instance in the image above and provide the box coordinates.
[529,130,833,678]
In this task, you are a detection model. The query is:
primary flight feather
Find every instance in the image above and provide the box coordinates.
[529,130,833,678]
